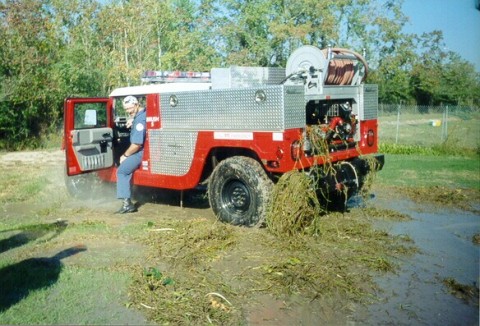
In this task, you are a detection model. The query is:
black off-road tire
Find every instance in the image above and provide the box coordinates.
[208,156,273,227]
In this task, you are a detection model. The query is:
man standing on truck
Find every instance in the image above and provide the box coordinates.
[115,95,146,214]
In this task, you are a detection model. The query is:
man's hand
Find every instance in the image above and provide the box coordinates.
[120,144,141,165]
[126,118,134,129]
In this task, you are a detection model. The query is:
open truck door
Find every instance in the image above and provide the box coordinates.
[64,98,113,177]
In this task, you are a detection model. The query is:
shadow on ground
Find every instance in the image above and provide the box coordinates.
[0,245,86,312]
[0,221,68,254]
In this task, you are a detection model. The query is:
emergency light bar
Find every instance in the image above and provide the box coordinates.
[141,70,211,84]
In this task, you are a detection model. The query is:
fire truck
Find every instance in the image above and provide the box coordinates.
[63,45,384,226]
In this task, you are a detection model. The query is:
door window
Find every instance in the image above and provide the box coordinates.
[74,102,107,129]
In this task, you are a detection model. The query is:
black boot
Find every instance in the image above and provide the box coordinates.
[115,198,137,214]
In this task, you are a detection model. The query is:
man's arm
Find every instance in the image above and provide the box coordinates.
[120,144,142,163]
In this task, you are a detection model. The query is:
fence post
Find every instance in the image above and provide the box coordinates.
[442,106,449,141]
[395,103,401,144]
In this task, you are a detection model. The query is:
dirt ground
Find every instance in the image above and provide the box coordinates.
[0,150,479,325]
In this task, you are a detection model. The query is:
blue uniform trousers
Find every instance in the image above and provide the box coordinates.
[116,151,143,199]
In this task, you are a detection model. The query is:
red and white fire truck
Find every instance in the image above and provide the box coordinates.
[63,45,384,226]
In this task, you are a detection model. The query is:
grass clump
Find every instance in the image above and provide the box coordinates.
[442,277,479,305]
[472,234,480,245]
[265,170,322,237]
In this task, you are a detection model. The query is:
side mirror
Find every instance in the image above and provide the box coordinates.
[84,109,97,126]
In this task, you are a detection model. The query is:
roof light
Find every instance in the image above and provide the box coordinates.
[141,70,211,84]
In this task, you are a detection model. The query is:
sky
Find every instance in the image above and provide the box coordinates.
[400,0,480,71]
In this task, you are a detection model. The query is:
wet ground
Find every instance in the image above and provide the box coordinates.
[354,196,479,325]
[0,150,479,324]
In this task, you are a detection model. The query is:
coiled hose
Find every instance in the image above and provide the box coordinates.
[322,48,368,85]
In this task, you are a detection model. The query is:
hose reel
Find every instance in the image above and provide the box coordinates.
[286,45,368,87]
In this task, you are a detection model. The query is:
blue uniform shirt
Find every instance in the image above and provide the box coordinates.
[130,109,146,147]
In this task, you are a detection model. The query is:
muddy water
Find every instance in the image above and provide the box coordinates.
[355,198,479,325]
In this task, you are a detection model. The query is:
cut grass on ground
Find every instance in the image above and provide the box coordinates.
[129,207,417,325]
[0,150,478,324]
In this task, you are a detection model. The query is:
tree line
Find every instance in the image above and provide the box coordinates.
[0,0,479,149]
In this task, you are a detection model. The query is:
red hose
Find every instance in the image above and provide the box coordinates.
[322,48,369,85]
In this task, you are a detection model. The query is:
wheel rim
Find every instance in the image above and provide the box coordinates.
[221,179,251,215]
[335,161,359,192]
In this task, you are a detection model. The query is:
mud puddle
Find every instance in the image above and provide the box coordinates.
[354,197,479,325]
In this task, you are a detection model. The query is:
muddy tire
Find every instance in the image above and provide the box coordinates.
[208,156,273,227]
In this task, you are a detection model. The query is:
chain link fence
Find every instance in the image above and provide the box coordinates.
[377,104,479,150]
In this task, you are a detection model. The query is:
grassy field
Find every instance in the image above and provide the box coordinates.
[378,111,479,150]
[378,154,480,190]
[0,150,478,324]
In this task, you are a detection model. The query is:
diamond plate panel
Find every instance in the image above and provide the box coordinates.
[149,130,197,176]
[361,84,378,120]
[284,86,306,128]
[160,85,304,131]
